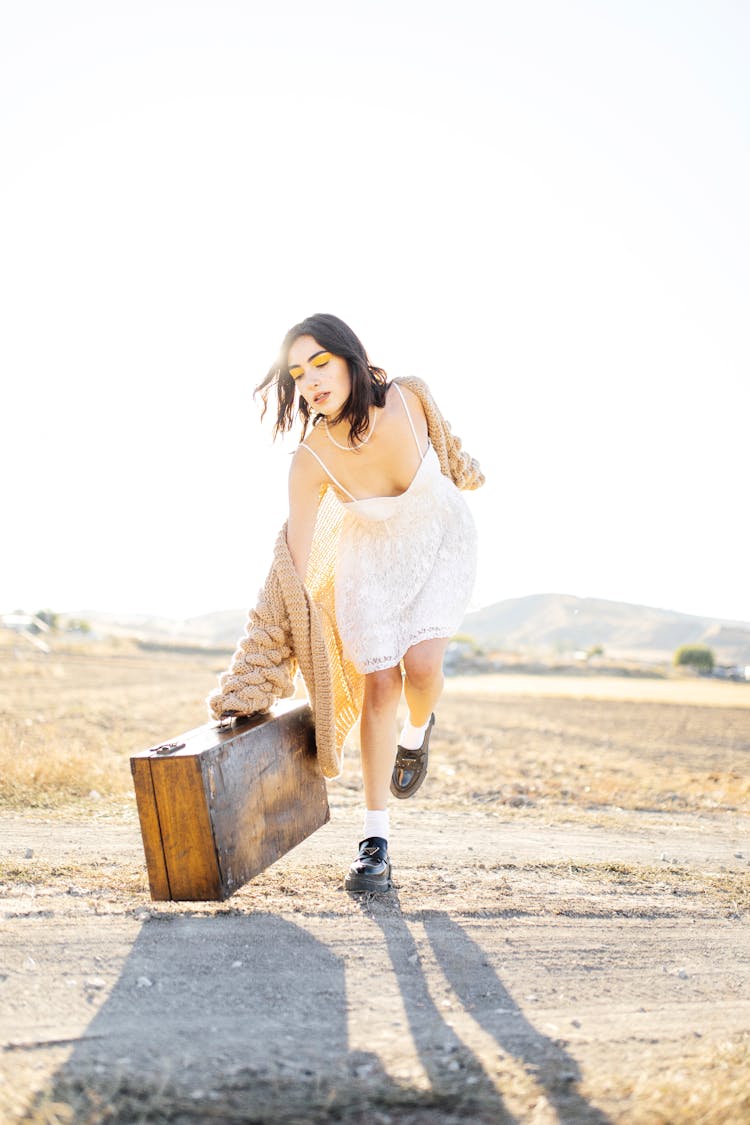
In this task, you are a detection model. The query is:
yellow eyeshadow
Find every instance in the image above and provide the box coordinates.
[288,352,331,379]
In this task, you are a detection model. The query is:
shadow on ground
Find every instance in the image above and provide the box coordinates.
[24,901,611,1124]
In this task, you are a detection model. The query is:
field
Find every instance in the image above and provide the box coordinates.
[1,636,749,1123]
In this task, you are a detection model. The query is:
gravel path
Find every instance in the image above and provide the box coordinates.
[2,804,749,1123]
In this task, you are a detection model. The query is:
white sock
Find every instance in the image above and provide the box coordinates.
[399,715,430,751]
[363,808,390,842]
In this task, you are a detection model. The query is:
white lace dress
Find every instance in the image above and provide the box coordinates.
[301,384,477,675]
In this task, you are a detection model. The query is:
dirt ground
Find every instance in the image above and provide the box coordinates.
[1,646,749,1123]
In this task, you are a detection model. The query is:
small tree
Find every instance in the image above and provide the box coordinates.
[674,644,715,673]
[67,618,91,634]
[451,632,481,654]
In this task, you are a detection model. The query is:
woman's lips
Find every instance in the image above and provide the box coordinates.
[313,391,330,406]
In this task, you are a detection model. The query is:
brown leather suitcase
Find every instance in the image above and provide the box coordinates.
[130,700,329,902]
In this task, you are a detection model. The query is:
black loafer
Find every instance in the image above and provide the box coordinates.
[344,836,392,894]
[390,713,435,799]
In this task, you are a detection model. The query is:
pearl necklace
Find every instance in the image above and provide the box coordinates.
[323,409,378,451]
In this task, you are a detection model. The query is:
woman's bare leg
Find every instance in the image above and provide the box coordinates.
[402,637,450,726]
[346,667,402,892]
[360,665,403,809]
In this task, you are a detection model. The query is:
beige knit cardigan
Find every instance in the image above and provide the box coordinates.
[206,376,484,778]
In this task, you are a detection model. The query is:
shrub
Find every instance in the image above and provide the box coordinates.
[674,644,715,673]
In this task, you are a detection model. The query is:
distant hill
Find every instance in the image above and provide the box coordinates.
[61,608,248,649]
[63,595,750,666]
[462,593,750,665]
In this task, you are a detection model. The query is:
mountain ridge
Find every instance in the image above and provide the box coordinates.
[462,593,750,665]
[56,594,750,665]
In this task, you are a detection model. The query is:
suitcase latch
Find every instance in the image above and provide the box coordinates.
[148,741,186,756]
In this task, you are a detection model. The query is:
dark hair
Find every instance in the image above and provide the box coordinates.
[255,313,388,445]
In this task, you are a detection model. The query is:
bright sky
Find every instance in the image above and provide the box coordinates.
[2,1,748,623]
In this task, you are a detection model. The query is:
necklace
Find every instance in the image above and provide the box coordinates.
[323,408,378,451]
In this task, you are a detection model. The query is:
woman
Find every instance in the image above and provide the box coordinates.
[252,313,482,893]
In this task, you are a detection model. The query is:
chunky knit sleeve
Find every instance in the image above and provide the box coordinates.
[206,539,297,721]
[396,376,485,491]
[441,426,485,491]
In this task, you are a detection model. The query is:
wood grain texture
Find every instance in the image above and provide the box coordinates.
[130,757,171,901]
[149,754,222,901]
[202,706,329,896]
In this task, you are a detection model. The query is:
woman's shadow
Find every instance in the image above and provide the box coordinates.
[366,893,611,1123]
[25,897,611,1123]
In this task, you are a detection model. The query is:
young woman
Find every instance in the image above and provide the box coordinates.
[254,313,481,893]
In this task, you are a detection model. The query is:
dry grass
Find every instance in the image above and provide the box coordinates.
[0,857,150,897]
[15,1068,543,1125]
[434,685,750,815]
[583,1032,750,1125]
[0,636,227,808]
[447,671,750,708]
[2,636,749,818]
[13,1035,750,1125]
[4,854,747,920]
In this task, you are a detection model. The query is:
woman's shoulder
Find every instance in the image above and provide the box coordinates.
[290,427,328,482]
[390,377,434,423]
[393,375,431,397]
[393,376,436,412]
[391,378,431,409]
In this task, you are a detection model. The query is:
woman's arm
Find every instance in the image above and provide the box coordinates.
[286,447,326,582]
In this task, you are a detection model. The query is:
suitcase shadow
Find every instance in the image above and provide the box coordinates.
[25,911,402,1122]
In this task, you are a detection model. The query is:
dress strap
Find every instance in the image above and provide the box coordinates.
[393,383,426,459]
[299,443,358,502]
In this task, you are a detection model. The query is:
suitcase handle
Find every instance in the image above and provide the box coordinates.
[148,741,186,756]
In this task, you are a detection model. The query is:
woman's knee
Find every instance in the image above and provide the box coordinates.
[403,643,446,691]
[363,666,403,711]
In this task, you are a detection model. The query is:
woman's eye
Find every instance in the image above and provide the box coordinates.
[288,352,331,379]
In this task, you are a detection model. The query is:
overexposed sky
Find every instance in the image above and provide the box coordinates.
[2,1,748,622]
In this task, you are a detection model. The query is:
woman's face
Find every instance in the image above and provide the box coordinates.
[287,334,352,417]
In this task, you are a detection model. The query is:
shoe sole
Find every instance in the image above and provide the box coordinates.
[344,862,392,894]
[390,714,435,799]
[390,765,427,800]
